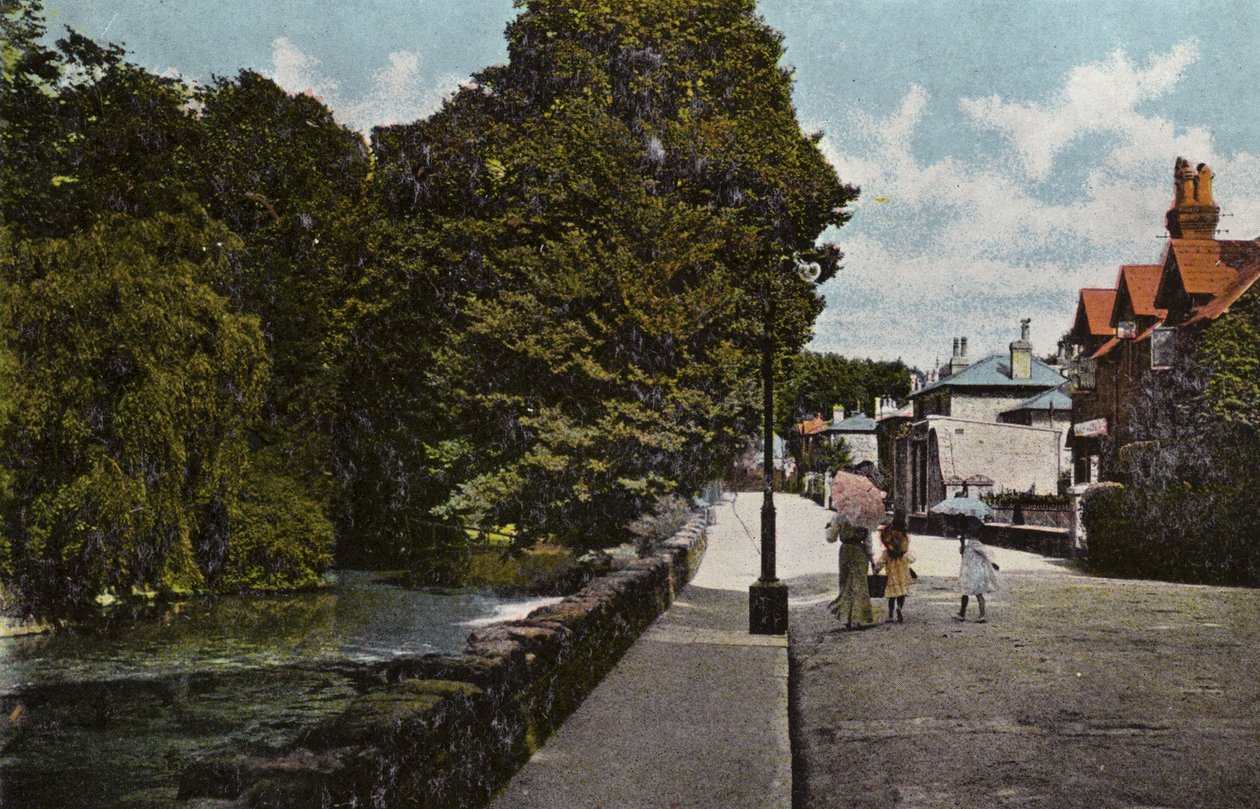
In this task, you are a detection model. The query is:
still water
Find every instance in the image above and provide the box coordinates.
[0,571,558,808]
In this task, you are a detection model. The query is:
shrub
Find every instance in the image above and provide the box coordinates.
[628,494,694,557]
[220,455,335,592]
[1080,484,1140,576]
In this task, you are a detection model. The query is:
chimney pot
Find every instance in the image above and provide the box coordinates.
[1010,320,1032,380]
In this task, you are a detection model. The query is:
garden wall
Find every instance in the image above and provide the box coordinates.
[178,511,710,809]
[985,504,1072,530]
[909,514,1071,558]
[981,522,1072,558]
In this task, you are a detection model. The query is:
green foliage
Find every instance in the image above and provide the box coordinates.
[627,493,694,554]
[220,448,335,591]
[0,8,348,614]
[0,212,271,617]
[1198,287,1260,430]
[1082,300,1260,586]
[368,0,857,546]
[189,70,376,565]
[776,350,910,437]
[3,27,201,239]
[808,438,853,475]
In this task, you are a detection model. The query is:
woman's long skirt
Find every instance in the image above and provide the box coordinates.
[829,543,874,626]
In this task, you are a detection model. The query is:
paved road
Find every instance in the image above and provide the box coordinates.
[778,493,1260,809]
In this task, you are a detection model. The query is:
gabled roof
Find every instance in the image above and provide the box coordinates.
[1156,239,1260,309]
[1071,288,1117,341]
[826,413,878,433]
[796,415,829,436]
[1184,258,1260,326]
[1004,385,1072,413]
[911,354,1065,398]
[1113,264,1167,322]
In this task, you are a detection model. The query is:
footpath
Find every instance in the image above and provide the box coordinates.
[487,491,817,809]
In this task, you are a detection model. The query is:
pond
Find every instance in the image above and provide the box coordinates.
[0,571,559,809]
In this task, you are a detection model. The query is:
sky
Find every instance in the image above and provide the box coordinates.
[40,0,1260,371]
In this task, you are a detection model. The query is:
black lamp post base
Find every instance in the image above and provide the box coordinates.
[749,579,788,635]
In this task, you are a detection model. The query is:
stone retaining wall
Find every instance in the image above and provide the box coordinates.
[179,511,710,809]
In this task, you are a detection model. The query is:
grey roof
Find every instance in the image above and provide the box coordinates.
[1005,385,1072,413]
[912,354,1065,398]
[825,413,878,433]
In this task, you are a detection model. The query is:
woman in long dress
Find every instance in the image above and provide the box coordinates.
[826,514,875,629]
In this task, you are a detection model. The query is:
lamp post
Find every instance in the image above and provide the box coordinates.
[750,255,821,636]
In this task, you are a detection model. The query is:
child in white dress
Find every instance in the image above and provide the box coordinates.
[955,516,1000,622]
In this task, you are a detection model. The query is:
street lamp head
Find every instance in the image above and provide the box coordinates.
[795,258,822,283]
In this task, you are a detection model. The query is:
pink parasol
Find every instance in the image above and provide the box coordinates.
[828,471,886,529]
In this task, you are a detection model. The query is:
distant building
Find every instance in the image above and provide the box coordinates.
[822,407,879,467]
[792,413,830,476]
[894,323,1067,516]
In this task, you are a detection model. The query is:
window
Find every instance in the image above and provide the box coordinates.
[1150,326,1176,370]
[1067,356,1095,391]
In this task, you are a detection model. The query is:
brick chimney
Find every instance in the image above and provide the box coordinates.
[948,336,971,376]
[1010,319,1032,380]
[1165,156,1219,240]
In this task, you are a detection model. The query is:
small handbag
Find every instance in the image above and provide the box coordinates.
[867,573,887,598]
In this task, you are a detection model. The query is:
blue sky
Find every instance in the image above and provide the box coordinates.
[42,0,1260,370]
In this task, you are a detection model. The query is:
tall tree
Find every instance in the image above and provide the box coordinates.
[0,7,341,613]
[777,350,911,436]
[370,0,857,545]
[190,71,375,561]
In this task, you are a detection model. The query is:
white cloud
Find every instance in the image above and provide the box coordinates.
[270,37,340,101]
[960,40,1201,181]
[267,38,460,133]
[813,40,1260,372]
[339,53,461,132]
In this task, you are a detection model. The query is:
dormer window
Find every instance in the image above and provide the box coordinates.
[1151,326,1176,370]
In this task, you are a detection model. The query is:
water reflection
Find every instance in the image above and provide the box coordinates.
[0,572,559,808]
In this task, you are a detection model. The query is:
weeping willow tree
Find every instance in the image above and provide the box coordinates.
[0,3,346,617]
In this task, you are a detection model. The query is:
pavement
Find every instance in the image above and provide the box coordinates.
[488,491,1260,809]
[487,491,804,809]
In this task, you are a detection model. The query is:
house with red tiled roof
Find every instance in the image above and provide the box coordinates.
[1154,239,1260,323]
[789,412,830,484]
[1066,158,1260,484]
[1114,264,1166,330]
[1071,288,1117,358]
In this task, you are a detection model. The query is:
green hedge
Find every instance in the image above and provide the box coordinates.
[1081,482,1260,585]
